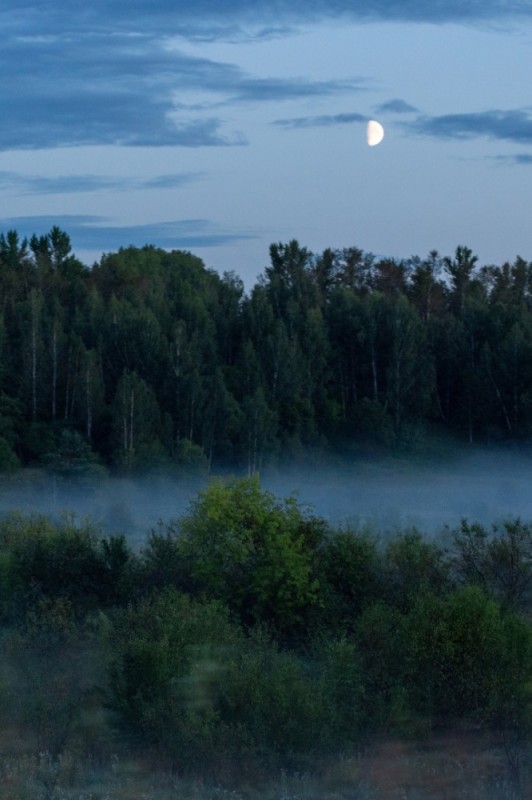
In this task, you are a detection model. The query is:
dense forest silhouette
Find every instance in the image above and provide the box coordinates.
[2,227,532,478]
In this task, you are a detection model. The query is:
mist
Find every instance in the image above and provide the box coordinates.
[264,447,532,536]
[1,446,532,544]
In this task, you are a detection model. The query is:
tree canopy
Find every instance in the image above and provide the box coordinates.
[2,228,532,474]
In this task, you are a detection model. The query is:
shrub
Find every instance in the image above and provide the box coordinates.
[354,602,404,730]
[402,586,532,726]
[169,476,325,635]
[220,629,334,763]
[383,529,450,612]
[319,636,365,744]
[0,512,134,615]
[108,592,363,772]
[318,528,381,631]
[451,518,532,612]
[108,589,242,768]
[4,595,110,756]
[139,523,197,596]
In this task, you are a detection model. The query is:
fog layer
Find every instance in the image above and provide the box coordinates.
[1,448,531,543]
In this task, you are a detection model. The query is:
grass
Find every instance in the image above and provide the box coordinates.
[0,728,528,799]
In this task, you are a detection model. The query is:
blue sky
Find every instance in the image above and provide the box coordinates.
[2,1,532,287]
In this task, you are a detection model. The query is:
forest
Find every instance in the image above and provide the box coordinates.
[2,226,532,478]
[1,228,532,797]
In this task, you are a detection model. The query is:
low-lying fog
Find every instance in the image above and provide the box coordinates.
[1,448,532,546]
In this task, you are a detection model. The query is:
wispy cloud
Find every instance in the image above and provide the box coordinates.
[165,118,248,147]
[233,77,365,103]
[169,24,297,43]
[0,171,204,195]
[273,112,367,129]
[0,28,363,150]
[375,98,418,114]
[143,173,205,189]
[0,34,247,149]
[5,1,532,36]
[408,109,532,144]
[492,153,532,166]
[0,215,258,253]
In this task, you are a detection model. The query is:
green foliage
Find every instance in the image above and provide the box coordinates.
[172,476,324,634]
[0,500,530,784]
[99,533,137,605]
[401,590,454,719]
[139,523,197,596]
[402,586,532,725]
[173,437,209,476]
[0,512,134,615]
[354,602,404,729]
[451,518,532,612]
[112,369,165,471]
[220,630,334,763]
[0,390,22,473]
[20,421,56,463]
[318,528,382,630]
[108,589,243,767]
[42,428,107,484]
[4,595,109,756]
[2,227,532,467]
[384,529,450,611]
[354,399,394,447]
[318,636,365,743]
[0,435,19,471]
[110,593,365,772]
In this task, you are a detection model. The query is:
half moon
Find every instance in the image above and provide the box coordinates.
[367,120,384,147]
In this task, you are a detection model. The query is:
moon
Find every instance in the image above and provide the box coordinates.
[367,120,384,147]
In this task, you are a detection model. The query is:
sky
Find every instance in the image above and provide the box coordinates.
[3,1,532,288]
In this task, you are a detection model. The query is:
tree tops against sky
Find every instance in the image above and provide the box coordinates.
[1,227,532,473]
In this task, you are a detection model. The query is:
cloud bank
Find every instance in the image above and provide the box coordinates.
[0,29,365,150]
[0,171,204,195]
[0,216,257,252]
[5,1,532,34]
[409,109,532,144]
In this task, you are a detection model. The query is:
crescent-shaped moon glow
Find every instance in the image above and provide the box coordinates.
[367,120,384,147]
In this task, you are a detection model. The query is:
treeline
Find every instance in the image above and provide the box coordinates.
[0,479,531,790]
[2,228,532,474]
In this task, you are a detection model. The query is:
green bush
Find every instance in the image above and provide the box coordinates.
[0,512,134,615]
[108,591,368,772]
[318,528,381,631]
[220,629,334,763]
[402,586,532,725]
[108,589,242,768]
[0,435,19,472]
[168,476,324,635]
[319,636,365,743]
[42,429,108,485]
[4,595,110,756]
[383,529,450,612]
[451,518,532,612]
[139,523,198,596]
[354,602,404,730]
